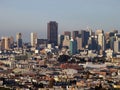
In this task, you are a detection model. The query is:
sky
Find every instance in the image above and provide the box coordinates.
[0,0,120,42]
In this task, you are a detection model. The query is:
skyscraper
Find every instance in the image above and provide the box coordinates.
[72,31,79,40]
[31,32,37,47]
[1,37,10,50]
[47,21,58,46]
[16,33,22,48]
[58,34,64,48]
[114,40,120,53]
[76,34,83,50]
[69,38,77,55]
[81,30,90,48]
[63,31,71,38]
[63,35,70,48]
[98,33,106,55]
[88,36,98,50]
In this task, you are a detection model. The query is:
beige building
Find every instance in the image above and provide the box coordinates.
[76,36,82,50]
[1,37,10,50]
[62,35,70,47]
[98,33,105,55]
[31,32,37,47]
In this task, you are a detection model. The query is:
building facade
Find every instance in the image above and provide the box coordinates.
[72,31,79,40]
[31,32,37,47]
[69,38,77,55]
[16,33,22,48]
[47,21,58,46]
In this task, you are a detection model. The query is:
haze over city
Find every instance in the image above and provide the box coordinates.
[0,0,120,42]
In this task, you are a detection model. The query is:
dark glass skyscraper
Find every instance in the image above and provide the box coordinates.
[81,30,90,48]
[16,33,22,48]
[47,21,58,46]
[72,31,79,39]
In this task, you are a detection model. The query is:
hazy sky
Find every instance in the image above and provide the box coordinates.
[0,0,120,42]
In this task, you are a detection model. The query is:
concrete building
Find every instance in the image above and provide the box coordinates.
[62,35,70,48]
[96,29,104,36]
[1,37,10,50]
[31,32,37,47]
[58,34,64,48]
[114,40,120,53]
[63,31,71,38]
[4,37,10,50]
[76,34,83,50]
[98,33,106,55]
[72,31,79,40]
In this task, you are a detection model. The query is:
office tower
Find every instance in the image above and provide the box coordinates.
[76,34,83,50]
[114,40,120,53]
[47,21,58,46]
[96,29,104,36]
[9,36,14,48]
[16,33,22,48]
[1,37,10,50]
[63,31,71,38]
[1,37,5,50]
[58,34,64,48]
[5,37,10,50]
[98,33,106,55]
[105,31,117,50]
[115,33,120,40]
[81,30,90,48]
[9,36,14,45]
[72,31,79,40]
[88,29,93,36]
[69,38,77,55]
[31,32,37,47]
[88,36,98,50]
[110,36,116,50]
[62,35,70,48]
[105,32,110,49]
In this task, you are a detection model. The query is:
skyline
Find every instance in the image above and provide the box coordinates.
[0,0,120,41]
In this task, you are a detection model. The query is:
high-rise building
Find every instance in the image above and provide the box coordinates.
[9,36,14,49]
[5,37,10,50]
[97,33,106,55]
[1,37,5,50]
[31,32,37,47]
[110,36,116,50]
[114,40,120,53]
[47,21,58,46]
[63,31,71,38]
[76,34,83,50]
[81,30,90,48]
[88,36,98,50]
[58,34,64,48]
[69,38,77,55]
[1,37,10,50]
[16,33,22,48]
[96,29,104,36]
[72,31,79,39]
[62,35,70,48]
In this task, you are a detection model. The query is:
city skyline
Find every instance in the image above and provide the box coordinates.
[0,0,120,41]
